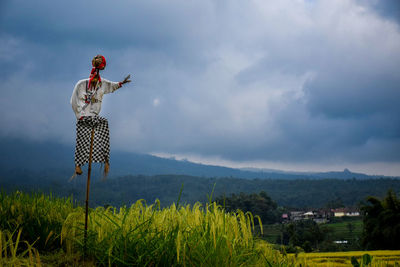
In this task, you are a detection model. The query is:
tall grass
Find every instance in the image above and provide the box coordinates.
[0,229,41,266]
[5,191,399,266]
[61,200,276,266]
[0,190,77,251]
[1,191,287,266]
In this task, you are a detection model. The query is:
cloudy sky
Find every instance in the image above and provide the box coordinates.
[1,0,399,175]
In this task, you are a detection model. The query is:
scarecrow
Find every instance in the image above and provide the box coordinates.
[70,55,131,176]
[70,55,131,254]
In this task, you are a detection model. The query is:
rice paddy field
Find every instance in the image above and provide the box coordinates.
[291,251,400,267]
[262,217,364,251]
[1,191,399,266]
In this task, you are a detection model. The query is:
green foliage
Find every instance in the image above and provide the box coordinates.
[0,191,77,251]
[324,197,345,209]
[362,253,372,265]
[361,189,400,250]
[0,229,41,266]
[278,220,328,252]
[351,256,360,267]
[215,191,281,224]
[351,253,373,267]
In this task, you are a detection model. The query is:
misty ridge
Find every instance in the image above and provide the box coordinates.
[1,138,396,180]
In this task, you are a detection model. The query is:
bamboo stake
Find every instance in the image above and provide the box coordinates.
[84,126,95,258]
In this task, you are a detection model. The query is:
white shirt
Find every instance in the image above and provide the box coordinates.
[70,78,121,120]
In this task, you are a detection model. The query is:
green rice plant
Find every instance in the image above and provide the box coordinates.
[292,251,400,266]
[1,190,293,266]
[61,199,288,266]
[0,229,41,266]
[3,190,400,266]
[0,191,77,251]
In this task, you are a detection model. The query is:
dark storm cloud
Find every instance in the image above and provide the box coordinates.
[0,0,214,81]
[305,70,400,118]
[1,0,400,173]
[358,0,400,23]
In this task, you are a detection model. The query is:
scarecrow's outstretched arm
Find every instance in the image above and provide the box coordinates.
[121,74,131,85]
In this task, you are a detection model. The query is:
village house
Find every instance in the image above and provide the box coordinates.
[283,209,334,223]
[303,211,314,219]
[281,213,289,223]
[331,208,360,217]
[313,209,331,224]
[290,211,304,221]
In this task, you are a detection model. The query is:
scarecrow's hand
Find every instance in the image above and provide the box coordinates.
[121,74,131,84]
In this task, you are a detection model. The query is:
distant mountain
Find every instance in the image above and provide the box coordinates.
[241,167,381,180]
[0,138,395,180]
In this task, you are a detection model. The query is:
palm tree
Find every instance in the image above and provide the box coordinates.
[361,190,400,250]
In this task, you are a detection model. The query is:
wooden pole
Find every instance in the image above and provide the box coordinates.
[84,126,95,257]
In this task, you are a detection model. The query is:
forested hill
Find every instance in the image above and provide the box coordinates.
[2,170,400,208]
[0,138,395,180]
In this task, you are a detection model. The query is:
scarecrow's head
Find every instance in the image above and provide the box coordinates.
[92,55,106,70]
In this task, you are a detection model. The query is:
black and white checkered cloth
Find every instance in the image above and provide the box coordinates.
[74,116,110,166]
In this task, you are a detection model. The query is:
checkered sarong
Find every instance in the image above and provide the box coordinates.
[74,116,110,166]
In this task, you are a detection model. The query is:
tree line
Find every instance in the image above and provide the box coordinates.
[2,170,400,209]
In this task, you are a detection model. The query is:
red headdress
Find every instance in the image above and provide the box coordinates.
[88,55,106,89]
